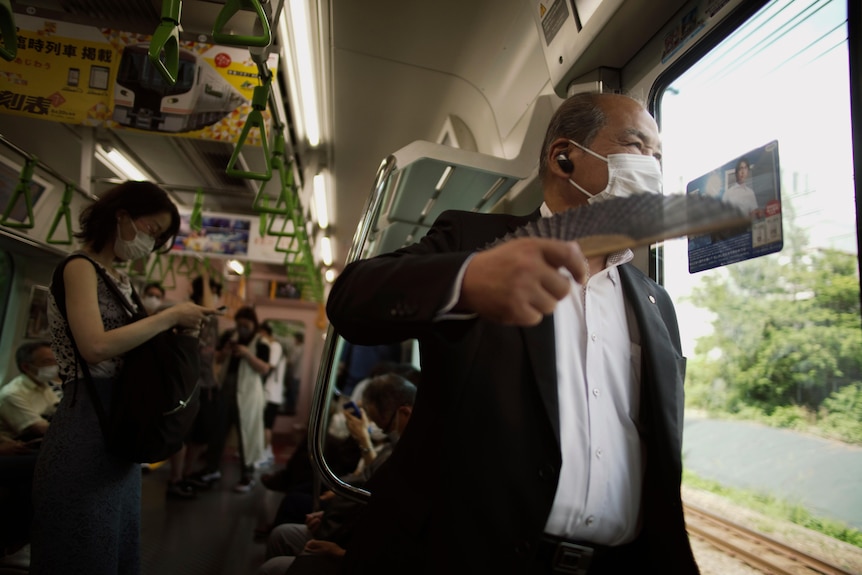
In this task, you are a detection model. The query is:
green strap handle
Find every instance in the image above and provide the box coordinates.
[259,203,268,237]
[0,0,17,62]
[46,183,75,244]
[190,186,204,232]
[252,132,295,214]
[149,0,182,85]
[226,83,272,181]
[1,158,37,229]
[146,254,177,288]
[212,0,272,48]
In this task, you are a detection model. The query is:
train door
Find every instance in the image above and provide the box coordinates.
[629,0,861,569]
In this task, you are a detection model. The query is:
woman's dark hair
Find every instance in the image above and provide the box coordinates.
[234,306,259,331]
[75,181,181,253]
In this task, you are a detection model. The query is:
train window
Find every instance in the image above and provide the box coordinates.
[657,0,861,568]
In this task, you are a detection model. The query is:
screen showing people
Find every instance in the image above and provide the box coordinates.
[687,140,783,273]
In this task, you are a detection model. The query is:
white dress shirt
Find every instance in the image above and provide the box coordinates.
[438,206,645,544]
[538,203,644,545]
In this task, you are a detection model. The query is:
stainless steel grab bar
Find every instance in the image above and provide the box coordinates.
[307,154,398,503]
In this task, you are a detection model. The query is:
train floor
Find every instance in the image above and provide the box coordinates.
[140,453,287,575]
[0,418,304,575]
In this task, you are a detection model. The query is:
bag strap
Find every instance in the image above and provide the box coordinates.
[50,253,141,436]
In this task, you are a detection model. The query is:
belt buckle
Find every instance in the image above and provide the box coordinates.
[552,541,593,575]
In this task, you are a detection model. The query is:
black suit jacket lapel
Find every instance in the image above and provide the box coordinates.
[523,314,560,449]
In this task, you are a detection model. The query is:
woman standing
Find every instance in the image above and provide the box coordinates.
[214,306,271,492]
[30,181,212,575]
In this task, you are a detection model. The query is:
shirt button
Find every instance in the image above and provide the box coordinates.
[648,295,657,304]
[592,388,600,397]
[585,516,595,526]
[590,333,597,341]
[596,449,603,459]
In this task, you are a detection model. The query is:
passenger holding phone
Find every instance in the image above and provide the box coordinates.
[258,373,416,575]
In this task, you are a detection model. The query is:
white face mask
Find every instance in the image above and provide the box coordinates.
[114,219,155,261]
[142,295,162,313]
[566,139,663,204]
[36,364,59,384]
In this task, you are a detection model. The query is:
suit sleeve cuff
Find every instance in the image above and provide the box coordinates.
[433,253,478,322]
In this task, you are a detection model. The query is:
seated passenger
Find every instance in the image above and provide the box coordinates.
[257,373,417,575]
[0,341,60,442]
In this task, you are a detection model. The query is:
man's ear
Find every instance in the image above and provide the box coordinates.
[548,138,575,178]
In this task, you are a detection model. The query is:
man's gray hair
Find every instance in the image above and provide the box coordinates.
[538,92,607,181]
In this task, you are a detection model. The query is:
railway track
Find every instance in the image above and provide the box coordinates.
[684,503,855,575]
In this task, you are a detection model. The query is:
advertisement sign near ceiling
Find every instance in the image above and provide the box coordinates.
[0,15,277,145]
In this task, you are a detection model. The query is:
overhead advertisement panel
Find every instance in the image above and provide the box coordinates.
[0,15,278,145]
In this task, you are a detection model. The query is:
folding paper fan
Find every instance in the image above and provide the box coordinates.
[487,193,750,257]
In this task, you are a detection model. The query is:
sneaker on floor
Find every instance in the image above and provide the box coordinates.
[185,470,221,490]
[233,478,256,493]
[166,481,196,500]
[199,470,222,482]
[253,456,274,469]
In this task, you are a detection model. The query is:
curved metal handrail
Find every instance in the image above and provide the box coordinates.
[307,154,399,503]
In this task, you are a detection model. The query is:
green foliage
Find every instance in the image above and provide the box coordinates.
[819,384,862,443]
[682,469,862,548]
[686,245,861,417]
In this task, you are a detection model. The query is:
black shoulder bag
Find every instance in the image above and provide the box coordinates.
[51,253,200,463]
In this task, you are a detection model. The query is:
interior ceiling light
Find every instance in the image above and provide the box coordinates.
[313,172,328,229]
[324,268,337,283]
[289,0,320,147]
[228,259,245,275]
[96,144,148,181]
[320,235,333,266]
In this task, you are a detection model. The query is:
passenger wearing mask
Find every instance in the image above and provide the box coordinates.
[258,373,417,575]
[213,306,270,492]
[161,273,222,499]
[30,181,212,575]
[183,273,226,491]
[327,93,700,574]
[140,282,165,315]
[0,341,60,442]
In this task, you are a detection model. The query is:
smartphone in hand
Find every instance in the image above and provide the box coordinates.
[343,401,361,418]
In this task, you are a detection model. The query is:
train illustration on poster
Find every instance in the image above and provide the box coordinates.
[687,140,783,273]
[112,43,245,133]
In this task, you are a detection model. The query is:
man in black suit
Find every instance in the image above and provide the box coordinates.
[326,92,699,574]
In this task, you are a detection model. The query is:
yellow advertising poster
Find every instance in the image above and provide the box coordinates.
[0,17,117,125]
[0,15,278,145]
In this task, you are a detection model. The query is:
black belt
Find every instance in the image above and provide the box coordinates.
[535,534,644,575]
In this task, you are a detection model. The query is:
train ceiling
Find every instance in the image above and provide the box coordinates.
[4,0,685,276]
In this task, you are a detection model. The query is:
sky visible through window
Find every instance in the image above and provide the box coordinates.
[658,0,855,355]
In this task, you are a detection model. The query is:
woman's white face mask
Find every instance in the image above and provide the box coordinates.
[566,139,663,204]
[114,218,156,261]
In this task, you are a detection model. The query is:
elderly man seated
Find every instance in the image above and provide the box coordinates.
[0,341,60,442]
